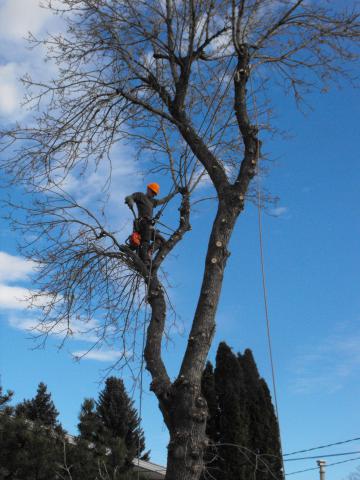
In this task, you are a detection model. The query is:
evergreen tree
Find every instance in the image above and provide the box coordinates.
[97,376,149,464]
[201,344,283,480]
[0,386,14,415]
[78,397,103,443]
[0,411,63,479]
[239,349,283,480]
[214,342,248,480]
[75,377,149,479]
[15,382,60,429]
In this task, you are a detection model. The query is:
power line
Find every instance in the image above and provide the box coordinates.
[285,451,360,462]
[284,436,360,457]
[286,456,360,476]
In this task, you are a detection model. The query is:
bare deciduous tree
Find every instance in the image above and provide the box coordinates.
[1,1,359,479]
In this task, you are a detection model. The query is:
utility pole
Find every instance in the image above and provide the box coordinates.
[317,460,326,480]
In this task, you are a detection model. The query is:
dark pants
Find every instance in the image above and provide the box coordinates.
[137,218,165,263]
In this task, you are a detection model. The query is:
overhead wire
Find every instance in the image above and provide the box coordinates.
[285,451,360,462]
[284,436,360,457]
[286,456,360,476]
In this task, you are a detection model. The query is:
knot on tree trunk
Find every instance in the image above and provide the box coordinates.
[149,377,170,399]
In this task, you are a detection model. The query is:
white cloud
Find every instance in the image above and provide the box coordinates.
[0,251,35,282]
[72,349,124,362]
[0,283,30,309]
[0,64,23,116]
[0,1,64,122]
[270,206,289,217]
[0,0,54,41]
[9,314,101,343]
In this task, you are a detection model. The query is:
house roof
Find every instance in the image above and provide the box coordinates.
[132,458,166,479]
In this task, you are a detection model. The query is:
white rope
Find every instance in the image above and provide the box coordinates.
[249,73,286,478]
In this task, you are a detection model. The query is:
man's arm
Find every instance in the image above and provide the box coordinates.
[154,188,179,206]
[125,194,134,208]
[125,192,142,208]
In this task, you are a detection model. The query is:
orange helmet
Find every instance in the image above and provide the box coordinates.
[147,182,160,195]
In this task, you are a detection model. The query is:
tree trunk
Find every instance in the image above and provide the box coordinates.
[145,194,242,480]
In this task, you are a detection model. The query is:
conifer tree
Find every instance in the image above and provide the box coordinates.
[0,386,64,480]
[214,342,248,480]
[201,344,283,480]
[97,376,149,464]
[239,349,283,480]
[0,386,14,415]
[15,382,60,429]
[78,397,103,443]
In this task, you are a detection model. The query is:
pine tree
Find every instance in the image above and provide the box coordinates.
[15,382,60,429]
[0,389,64,480]
[78,397,103,443]
[97,376,149,464]
[75,377,149,479]
[0,386,14,415]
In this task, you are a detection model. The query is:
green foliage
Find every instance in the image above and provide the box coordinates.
[15,382,60,430]
[73,376,149,479]
[214,342,249,480]
[0,378,148,480]
[78,397,102,443]
[0,386,14,415]
[97,377,148,464]
[0,413,63,479]
[201,343,283,480]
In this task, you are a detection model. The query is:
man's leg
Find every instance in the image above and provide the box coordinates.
[138,219,152,265]
[152,231,166,253]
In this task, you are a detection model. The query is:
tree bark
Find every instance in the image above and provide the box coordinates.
[145,190,243,480]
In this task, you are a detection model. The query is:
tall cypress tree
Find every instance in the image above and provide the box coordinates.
[239,348,283,480]
[202,344,283,480]
[214,342,248,480]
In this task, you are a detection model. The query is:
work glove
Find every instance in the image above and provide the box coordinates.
[125,196,134,208]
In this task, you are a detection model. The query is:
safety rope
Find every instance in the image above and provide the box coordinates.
[137,225,156,480]
[249,73,286,478]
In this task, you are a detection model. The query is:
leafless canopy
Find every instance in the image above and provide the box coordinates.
[1,1,359,478]
[2,0,359,350]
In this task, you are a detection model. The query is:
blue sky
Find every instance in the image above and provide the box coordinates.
[0,1,360,479]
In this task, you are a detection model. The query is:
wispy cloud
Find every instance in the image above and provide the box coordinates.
[9,314,101,344]
[290,327,360,394]
[72,349,124,362]
[269,206,289,218]
[0,284,31,309]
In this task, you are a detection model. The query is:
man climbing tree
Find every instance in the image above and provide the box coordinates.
[125,183,180,264]
[1,1,359,480]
